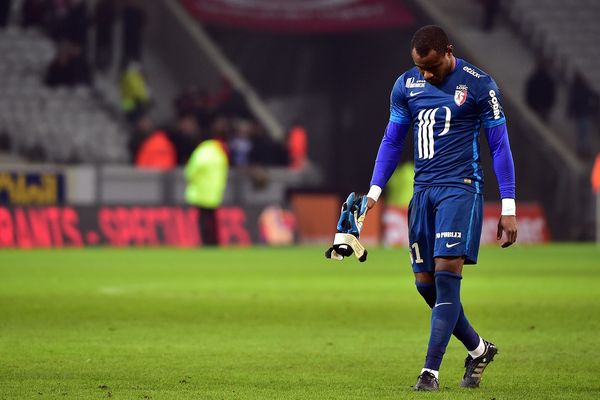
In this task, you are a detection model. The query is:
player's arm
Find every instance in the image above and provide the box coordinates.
[367,77,411,209]
[367,122,410,208]
[479,79,517,247]
[485,123,517,247]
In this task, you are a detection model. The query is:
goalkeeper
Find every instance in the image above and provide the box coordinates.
[361,25,518,391]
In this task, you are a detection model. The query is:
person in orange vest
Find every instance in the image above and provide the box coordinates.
[287,124,307,170]
[592,153,600,194]
[135,116,176,170]
[593,154,600,243]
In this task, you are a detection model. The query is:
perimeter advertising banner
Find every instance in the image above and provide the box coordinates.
[0,172,65,205]
[382,203,551,247]
[180,0,415,33]
[0,206,296,248]
[0,202,549,248]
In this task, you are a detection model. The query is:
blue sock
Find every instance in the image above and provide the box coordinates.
[416,282,480,352]
[424,271,463,371]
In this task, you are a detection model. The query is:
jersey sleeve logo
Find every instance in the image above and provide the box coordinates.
[488,89,503,119]
[405,77,426,88]
[454,84,468,106]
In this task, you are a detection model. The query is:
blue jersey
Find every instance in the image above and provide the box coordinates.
[390,59,506,194]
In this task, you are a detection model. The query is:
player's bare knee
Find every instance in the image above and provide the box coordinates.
[434,256,464,275]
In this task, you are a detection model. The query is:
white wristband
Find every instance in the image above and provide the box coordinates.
[367,185,382,202]
[501,198,516,216]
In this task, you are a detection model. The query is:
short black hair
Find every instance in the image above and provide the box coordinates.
[411,25,450,57]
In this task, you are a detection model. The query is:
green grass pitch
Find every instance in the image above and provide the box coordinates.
[1,245,599,399]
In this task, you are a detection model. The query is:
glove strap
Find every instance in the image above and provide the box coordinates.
[334,233,367,262]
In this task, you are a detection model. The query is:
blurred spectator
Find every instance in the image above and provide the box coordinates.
[94,0,117,72]
[480,0,498,32]
[567,73,599,158]
[169,114,200,165]
[229,119,254,167]
[250,126,288,167]
[45,0,71,42]
[120,62,150,122]
[122,0,146,67]
[128,114,152,161]
[134,115,176,170]
[0,130,12,151]
[62,0,89,54]
[386,161,414,208]
[0,0,11,28]
[287,124,307,170]
[44,41,92,88]
[592,153,600,195]
[525,60,556,121]
[184,121,230,246]
[174,80,249,131]
[20,0,48,28]
[23,142,47,162]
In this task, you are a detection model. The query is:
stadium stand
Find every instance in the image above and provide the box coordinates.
[505,0,600,90]
[0,27,128,164]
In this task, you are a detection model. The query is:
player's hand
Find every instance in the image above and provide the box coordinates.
[366,197,377,210]
[497,215,517,248]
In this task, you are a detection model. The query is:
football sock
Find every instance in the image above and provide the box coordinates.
[415,281,436,308]
[415,281,481,352]
[468,337,486,358]
[424,271,462,371]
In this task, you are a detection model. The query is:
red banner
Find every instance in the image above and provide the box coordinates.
[0,206,298,248]
[383,203,551,248]
[180,0,415,33]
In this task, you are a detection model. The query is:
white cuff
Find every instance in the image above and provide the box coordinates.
[501,198,516,216]
[367,185,382,202]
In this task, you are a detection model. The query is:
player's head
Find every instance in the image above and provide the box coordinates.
[410,25,455,85]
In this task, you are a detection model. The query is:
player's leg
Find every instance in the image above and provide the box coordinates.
[414,271,480,355]
[416,187,483,389]
[408,189,442,391]
[421,256,465,377]
[428,187,497,388]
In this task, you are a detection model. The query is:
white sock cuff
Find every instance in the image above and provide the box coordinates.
[420,368,439,379]
[468,337,485,358]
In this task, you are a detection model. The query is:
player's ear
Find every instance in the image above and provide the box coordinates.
[446,45,453,56]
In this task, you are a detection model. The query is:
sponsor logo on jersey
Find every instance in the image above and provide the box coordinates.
[462,66,482,79]
[454,84,468,106]
[488,89,502,120]
[405,77,426,88]
[436,231,462,239]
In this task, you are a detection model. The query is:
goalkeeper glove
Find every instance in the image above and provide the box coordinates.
[325,192,368,262]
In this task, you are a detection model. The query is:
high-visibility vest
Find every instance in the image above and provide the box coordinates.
[184,140,229,208]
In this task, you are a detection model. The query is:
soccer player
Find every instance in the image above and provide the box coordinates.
[365,25,517,391]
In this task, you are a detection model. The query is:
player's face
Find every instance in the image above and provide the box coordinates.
[411,47,454,85]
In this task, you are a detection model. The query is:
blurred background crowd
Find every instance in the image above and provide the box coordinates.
[0,0,599,243]
[0,0,306,172]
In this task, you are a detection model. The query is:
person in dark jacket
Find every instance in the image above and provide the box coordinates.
[525,60,556,121]
[122,0,146,67]
[94,0,117,71]
[567,73,600,158]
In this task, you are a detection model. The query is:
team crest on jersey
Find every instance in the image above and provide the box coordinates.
[454,84,468,106]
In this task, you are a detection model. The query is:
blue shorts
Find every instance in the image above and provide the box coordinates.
[408,186,483,273]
